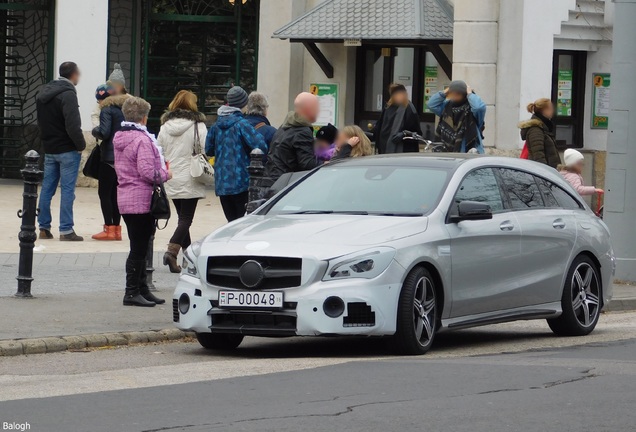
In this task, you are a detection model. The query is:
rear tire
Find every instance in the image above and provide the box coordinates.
[391,266,438,355]
[196,333,244,350]
[548,255,601,336]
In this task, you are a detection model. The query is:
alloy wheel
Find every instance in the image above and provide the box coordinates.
[570,263,600,328]
[413,276,436,346]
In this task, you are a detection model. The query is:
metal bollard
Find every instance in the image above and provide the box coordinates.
[146,233,157,291]
[16,150,44,298]
[246,148,266,214]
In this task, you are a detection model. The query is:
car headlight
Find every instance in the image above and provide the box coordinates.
[323,247,396,281]
[182,240,202,277]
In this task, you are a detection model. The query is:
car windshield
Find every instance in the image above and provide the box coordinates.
[266,165,449,216]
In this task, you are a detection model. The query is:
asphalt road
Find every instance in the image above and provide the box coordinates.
[1,312,636,432]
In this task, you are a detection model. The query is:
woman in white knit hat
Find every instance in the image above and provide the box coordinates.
[560,149,604,197]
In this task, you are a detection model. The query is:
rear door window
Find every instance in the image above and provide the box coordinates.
[454,168,505,212]
[536,177,582,209]
[497,169,544,209]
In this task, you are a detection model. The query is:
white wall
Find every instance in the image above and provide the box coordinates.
[257,0,305,127]
[493,0,573,150]
[583,45,613,151]
[301,44,354,127]
[54,0,108,131]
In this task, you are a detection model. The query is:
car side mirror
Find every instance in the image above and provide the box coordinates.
[246,199,267,215]
[450,201,493,223]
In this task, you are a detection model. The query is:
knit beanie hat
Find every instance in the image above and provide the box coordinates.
[227,86,248,109]
[316,123,338,144]
[95,83,115,101]
[108,63,126,87]
[564,149,585,167]
[448,80,468,96]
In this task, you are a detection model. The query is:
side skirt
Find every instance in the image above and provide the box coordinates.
[440,302,562,331]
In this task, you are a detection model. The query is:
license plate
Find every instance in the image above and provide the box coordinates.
[218,291,283,308]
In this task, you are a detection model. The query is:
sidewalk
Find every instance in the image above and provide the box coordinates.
[0,179,226,254]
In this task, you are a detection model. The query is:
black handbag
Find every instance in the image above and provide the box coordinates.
[150,170,171,229]
[82,143,101,179]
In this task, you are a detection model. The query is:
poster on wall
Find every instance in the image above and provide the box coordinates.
[592,73,611,129]
[423,66,438,113]
[309,83,338,127]
[557,70,573,117]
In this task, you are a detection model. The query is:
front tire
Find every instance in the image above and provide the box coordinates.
[391,267,438,355]
[548,255,602,336]
[196,333,244,350]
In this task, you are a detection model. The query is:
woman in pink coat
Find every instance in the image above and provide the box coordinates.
[559,149,603,197]
[114,97,172,307]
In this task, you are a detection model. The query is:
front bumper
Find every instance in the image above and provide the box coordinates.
[172,262,404,337]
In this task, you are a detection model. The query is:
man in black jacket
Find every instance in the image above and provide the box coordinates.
[37,62,86,241]
[265,92,321,185]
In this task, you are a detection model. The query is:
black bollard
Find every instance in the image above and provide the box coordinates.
[246,148,266,214]
[16,150,44,298]
[146,233,157,291]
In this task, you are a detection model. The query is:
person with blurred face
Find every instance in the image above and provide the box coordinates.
[427,80,487,153]
[373,83,422,154]
[265,92,321,184]
[519,98,560,168]
[36,61,86,241]
[559,149,603,197]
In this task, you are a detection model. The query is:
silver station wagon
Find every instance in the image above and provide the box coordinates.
[173,154,614,355]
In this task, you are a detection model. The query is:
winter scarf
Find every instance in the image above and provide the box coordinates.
[315,143,336,162]
[120,121,166,166]
[534,111,554,132]
[436,100,478,152]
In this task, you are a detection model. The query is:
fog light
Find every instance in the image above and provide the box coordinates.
[178,293,190,314]
[323,296,345,318]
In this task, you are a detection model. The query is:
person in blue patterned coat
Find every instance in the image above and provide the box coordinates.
[205,86,267,222]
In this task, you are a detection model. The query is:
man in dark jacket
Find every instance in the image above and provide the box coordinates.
[265,92,320,185]
[244,92,277,147]
[37,62,86,241]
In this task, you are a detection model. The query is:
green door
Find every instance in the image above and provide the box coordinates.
[0,0,55,178]
[141,0,259,132]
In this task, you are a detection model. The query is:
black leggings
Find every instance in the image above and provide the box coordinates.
[220,191,248,222]
[98,163,121,226]
[169,198,199,248]
[122,213,155,262]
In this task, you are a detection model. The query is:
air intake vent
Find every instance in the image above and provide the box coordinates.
[343,302,375,327]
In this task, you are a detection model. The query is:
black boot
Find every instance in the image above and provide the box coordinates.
[139,263,165,305]
[123,259,155,307]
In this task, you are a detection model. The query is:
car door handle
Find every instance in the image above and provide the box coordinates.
[553,219,566,229]
[499,221,514,231]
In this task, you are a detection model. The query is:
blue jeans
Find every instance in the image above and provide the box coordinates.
[38,151,81,234]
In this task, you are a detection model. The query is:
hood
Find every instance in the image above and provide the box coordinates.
[518,117,545,140]
[201,214,428,259]
[36,79,75,104]
[113,129,145,152]
[214,110,243,130]
[281,111,313,129]
[160,108,206,125]
[218,105,243,117]
[100,94,131,108]
[160,118,197,137]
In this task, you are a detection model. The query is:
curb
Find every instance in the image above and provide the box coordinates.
[0,328,195,357]
[605,299,636,313]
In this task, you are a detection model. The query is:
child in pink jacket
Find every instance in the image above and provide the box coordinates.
[559,149,603,197]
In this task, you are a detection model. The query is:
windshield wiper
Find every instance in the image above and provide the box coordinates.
[368,212,424,217]
[285,210,369,215]
[285,210,334,214]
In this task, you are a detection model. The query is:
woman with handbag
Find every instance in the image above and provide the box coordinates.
[114,97,172,307]
[90,83,130,241]
[157,90,209,273]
